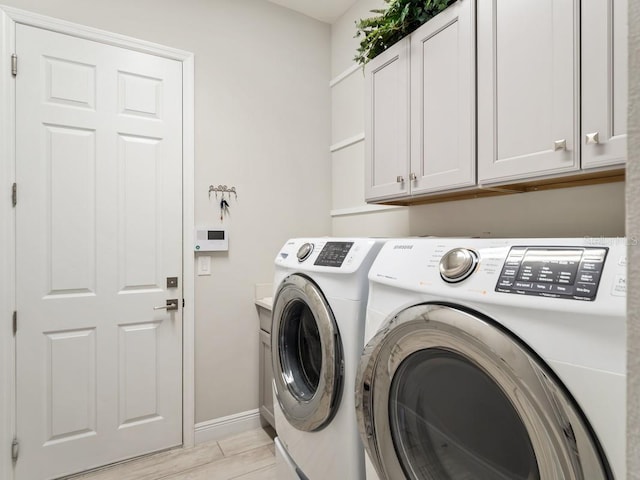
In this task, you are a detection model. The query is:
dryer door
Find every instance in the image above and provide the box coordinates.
[272,274,344,432]
[356,303,611,480]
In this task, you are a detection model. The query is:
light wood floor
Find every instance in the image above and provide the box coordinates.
[67,427,276,480]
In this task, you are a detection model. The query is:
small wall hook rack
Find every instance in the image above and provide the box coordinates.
[208,184,237,199]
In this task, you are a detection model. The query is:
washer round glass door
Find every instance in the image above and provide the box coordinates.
[355,303,611,480]
[272,274,344,432]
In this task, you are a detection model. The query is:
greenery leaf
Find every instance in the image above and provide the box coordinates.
[354,0,456,65]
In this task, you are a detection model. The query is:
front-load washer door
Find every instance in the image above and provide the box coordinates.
[355,303,612,480]
[272,274,344,432]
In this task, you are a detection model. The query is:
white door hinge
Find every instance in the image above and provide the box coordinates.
[11,438,18,461]
[11,54,17,77]
[12,183,16,207]
[12,311,17,336]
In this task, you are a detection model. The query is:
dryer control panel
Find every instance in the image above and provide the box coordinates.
[496,247,608,301]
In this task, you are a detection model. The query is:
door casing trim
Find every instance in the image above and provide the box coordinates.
[0,6,196,479]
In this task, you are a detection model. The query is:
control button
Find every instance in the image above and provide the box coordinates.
[580,262,600,271]
[551,285,573,295]
[583,249,607,262]
[611,275,626,297]
[533,283,549,291]
[536,275,554,283]
[502,268,518,277]
[577,270,600,285]
[440,248,479,283]
[297,243,314,262]
[514,281,533,289]
[498,277,515,287]
[575,285,596,297]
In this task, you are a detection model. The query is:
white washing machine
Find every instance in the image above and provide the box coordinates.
[356,237,626,480]
[271,238,386,480]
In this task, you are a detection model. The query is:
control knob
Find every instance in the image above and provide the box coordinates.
[440,248,478,283]
[297,243,314,262]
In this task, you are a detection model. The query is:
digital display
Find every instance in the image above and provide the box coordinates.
[207,230,225,240]
[314,242,354,267]
[496,247,607,301]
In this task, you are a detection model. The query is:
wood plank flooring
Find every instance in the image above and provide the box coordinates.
[67,427,276,480]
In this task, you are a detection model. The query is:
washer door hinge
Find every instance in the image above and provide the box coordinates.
[12,183,16,207]
[12,311,17,336]
[11,54,17,77]
[11,437,19,462]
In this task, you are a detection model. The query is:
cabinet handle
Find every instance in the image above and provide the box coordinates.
[585,132,600,145]
[396,176,405,183]
[554,139,567,151]
[409,173,417,181]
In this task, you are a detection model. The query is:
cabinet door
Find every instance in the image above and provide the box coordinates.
[582,0,627,169]
[365,38,410,201]
[410,0,475,195]
[259,330,275,429]
[478,0,578,184]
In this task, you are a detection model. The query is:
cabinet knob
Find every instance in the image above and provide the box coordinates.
[554,139,567,151]
[585,132,600,145]
[409,172,417,181]
[396,176,405,183]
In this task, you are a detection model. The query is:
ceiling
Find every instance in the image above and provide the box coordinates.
[266,0,360,23]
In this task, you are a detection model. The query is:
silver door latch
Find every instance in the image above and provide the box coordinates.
[154,299,179,311]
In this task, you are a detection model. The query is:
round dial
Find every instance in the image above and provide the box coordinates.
[439,248,478,283]
[297,243,314,262]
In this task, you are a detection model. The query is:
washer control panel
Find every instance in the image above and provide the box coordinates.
[496,247,608,301]
[314,241,354,267]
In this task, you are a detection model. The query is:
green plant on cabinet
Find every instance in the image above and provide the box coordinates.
[354,0,456,65]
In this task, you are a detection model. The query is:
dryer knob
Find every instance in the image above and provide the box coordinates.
[440,248,478,283]
[297,243,314,262]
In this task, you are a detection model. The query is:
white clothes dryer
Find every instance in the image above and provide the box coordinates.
[272,238,386,480]
[356,237,626,480]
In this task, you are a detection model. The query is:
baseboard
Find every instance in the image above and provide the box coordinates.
[194,409,262,444]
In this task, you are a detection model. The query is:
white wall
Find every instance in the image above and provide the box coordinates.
[1,0,332,423]
[409,182,625,238]
[330,0,411,237]
[627,0,639,475]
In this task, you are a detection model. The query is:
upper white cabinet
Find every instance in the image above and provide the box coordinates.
[365,0,627,205]
[477,0,579,184]
[410,0,475,195]
[365,38,410,201]
[365,0,475,202]
[582,0,628,169]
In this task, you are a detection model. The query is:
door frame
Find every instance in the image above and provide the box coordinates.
[0,6,195,479]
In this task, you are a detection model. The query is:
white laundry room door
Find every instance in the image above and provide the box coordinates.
[14,24,183,480]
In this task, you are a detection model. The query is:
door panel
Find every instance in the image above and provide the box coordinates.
[410,0,475,194]
[364,38,410,201]
[16,24,183,480]
[581,0,627,168]
[45,329,97,443]
[478,0,578,183]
